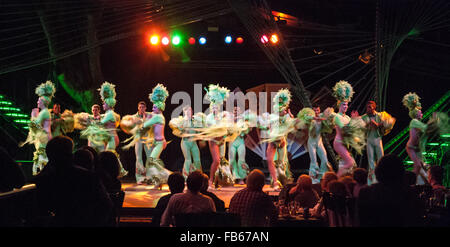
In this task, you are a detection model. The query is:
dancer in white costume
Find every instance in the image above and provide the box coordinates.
[361,101,395,184]
[21,81,56,175]
[169,106,204,179]
[297,106,331,184]
[123,84,171,189]
[120,101,152,184]
[228,107,251,184]
[327,80,366,177]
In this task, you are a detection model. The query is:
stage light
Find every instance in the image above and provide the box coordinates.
[161,36,170,46]
[188,37,196,45]
[172,35,181,46]
[236,37,244,44]
[225,35,232,44]
[199,36,207,45]
[150,35,159,45]
[270,34,279,44]
[260,35,269,44]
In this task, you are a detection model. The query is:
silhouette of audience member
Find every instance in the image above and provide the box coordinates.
[200,173,225,212]
[161,171,216,226]
[73,149,94,171]
[358,154,424,226]
[229,169,278,227]
[152,172,185,226]
[289,174,320,208]
[31,136,113,227]
[339,175,356,197]
[97,151,122,193]
[352,168,368,198]
[310,171,338,218]
[404,170,417,187]
[428,166,448,207]
[81,145,99,168]
[0,146,25,192]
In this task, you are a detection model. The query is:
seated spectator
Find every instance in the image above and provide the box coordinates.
[96,151,122,193]
[427,166,448,207]
[201,173,225,212]
[81,145,99,169]
[328,180,348,196]
[405,170,417,187]
[352,168,368,198]
[289,174,319,208]
[0,146,25,192]
[339,175,356,197]
[31,136,113,227]
[73,149,94,171]
[160,171,216,226]
[152,172,185,226]
[358,154,425,227]
[310,171,338,218]
[229,169,278,227]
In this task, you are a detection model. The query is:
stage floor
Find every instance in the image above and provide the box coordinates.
[122,182,280,209]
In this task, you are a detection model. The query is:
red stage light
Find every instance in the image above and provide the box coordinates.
[188,37,196,45]
[260,35,269,44]
[236,37,244,44]
[161,36,170,45]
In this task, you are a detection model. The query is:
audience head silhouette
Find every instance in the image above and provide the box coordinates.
[73,149,94,171]
[296,174,313,191]
[46,136,73,164]
[375,154,405,185]
[97,151,120,179]
[246,169,265,191]
[353,168,368,185]
[186,171,204,193]
[167,172,185,194]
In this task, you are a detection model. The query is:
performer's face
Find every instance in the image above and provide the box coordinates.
[366,103,376,114]
[103,102,109,111]
[313,107,320,116]
[153,104,160,113]
[138,103,146,114]
[339,102,348,113]
[92,106,100,116]
[37,97,46,109]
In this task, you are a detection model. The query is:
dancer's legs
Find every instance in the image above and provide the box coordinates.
[181,139,193,178]
[334,139,355,177]
[208,140,221,184]
[266,143,279,185]
[135,141,146,183]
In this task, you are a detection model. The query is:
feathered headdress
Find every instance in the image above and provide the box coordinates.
[149,83,169,111]
[332,80,354,105]
[273,88,291,112]
[205,84,230,107]
[402,92,422,119]
[98,81,117,108]
[35,80,56,106]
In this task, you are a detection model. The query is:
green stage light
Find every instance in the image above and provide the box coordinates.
[0,101,12,105]
[172,35,181,46]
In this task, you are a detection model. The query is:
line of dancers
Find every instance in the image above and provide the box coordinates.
[22,80,448,191]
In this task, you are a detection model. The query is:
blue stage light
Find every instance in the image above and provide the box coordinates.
[225,35,232,44]
[199,37,207,45]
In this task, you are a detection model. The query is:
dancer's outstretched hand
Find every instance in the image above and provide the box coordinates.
[351,110,359,118]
